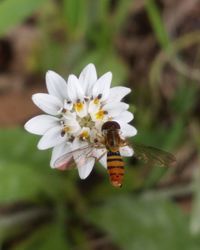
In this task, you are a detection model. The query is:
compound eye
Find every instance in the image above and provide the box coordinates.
[102,121,121,131]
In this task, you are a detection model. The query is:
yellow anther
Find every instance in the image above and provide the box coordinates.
[63,126,71,133]
[93,97,100,105]
[74,102,84,113]
[95,109,105,120]
[61,126,71,137]
[80,130,89,140]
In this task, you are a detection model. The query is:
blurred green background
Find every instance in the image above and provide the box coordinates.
[0,0,200,249]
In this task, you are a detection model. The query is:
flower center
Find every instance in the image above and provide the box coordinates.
[78,115,95,128]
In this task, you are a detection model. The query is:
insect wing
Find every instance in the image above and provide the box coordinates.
[54,144,96,170]
[119,145,134,157]
[132,143,176,167]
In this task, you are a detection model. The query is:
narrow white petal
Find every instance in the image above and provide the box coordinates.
[67,74,84,102]
[88,99,100,115]
[92,72,112,101]
[63,111,76,120]
[71,139,95,179]
[46,71,68,100]
[37,126,66,150]
[114,111,134,124]
[99,154,107,168]
[74,101,88,118]
[94,121,103,132]
[50,142,72,168]
[32,93,63,115]
[72,138,87,150]
[120,146,134,157]
[64,118,81,134]
[103,102,129,117]
[109,87,131,102]
[77,157,95,179]
[24,115,59,135]
[120,123,137,137]
[79,64,97,96]
[94,148,107,168]
[64,99,73,111]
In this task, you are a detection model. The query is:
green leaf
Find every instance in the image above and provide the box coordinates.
[88,196,200,250]
[0,0,48,37]
[112,0,133,33]
[98,52,127,85]
[0,128,75,202]
[170,82,198,117]
[62,0,88,37]
[191,166,200,235]
[14,222,70,250]
[76,49,127,86]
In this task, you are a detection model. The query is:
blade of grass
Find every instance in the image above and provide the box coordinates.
[145,0,170,51]
[0,0,48,37]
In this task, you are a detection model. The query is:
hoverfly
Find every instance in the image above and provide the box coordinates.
[54,121,176,188]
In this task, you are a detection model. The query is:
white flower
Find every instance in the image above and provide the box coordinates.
[24,64,137,179]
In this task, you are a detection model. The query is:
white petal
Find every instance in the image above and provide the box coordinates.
[72,138,87,150]
[46,71,68,100]
[24,115,59,135]
[63,111,76,120]
[99,154,107,168]
[94,148,107,168]
[74,101,88,118]
[64,118,81,134]
[94,121,103,132]
[92,72,112,101]
[103,102,129,117]
[79,64,97,96]
[114,111,134,124]
[37,126,66,150]
[32,93,63,115]
[88,99,100,115]
[71,139,95,179]
[109,87,131,102]
[77,157,95,179]
[64,99,73,111]
[120,146,134,157]
[120,123,137,137]
[67,75,84,102]
[50,142,72,168]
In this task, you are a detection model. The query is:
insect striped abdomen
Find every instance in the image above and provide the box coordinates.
[107,151,124,187]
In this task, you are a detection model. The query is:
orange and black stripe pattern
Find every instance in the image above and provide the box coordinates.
[107,151,124,187]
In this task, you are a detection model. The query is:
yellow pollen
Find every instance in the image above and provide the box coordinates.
[80,130,89,140]
[61,126,71,136]
[95,109,105,120]
[93,97,100,105]
[63,126,71,133]
[74,102,84,113]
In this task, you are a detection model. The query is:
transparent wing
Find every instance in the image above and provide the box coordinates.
[54,144,93,170]
[119,145,134,157]
[132,143,176,167]
[54,143,106,170]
